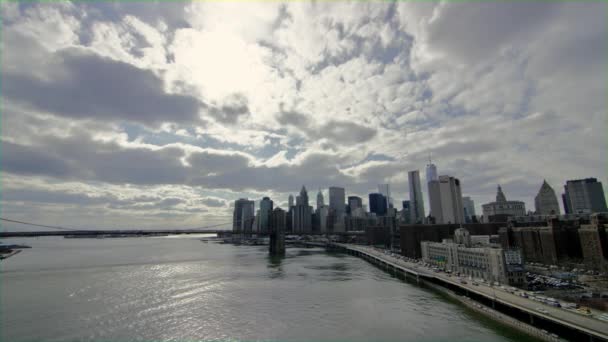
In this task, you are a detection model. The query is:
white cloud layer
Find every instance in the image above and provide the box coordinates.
[1,1,606,229]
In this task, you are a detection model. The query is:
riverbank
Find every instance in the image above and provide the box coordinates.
[423,280,563,342]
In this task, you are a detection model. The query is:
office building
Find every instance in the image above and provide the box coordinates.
[233,198,255,234]
[329,187,346,231]
[316,189,324,211]
[482,186,526,221]
[292,186,312,233]
[348,196,363,212]
[562,178,607,214]
[578,214,608,270]
[288,194,294,209]
[428,175,465,224]
[401,200,411,224]
[534,180,560,215]
[462,196,475,223]
[408,170,425,224]
[369,193,387,216]
[421,228,522,285]
[259,197,273,234]
[426,161,438,183]
[378,184,390,209]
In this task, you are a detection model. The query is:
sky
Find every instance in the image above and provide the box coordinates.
[1,1,606,230]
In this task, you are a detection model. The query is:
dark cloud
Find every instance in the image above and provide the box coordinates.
[199,197,226,207]
[2,44,202,127]
[426,2,560,62]
[318,120,377,144]
[276,110,376,144]
[207,94,250,125]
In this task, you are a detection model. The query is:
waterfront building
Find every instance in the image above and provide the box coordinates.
[534,180,560,215]
[421,228,522,285]
[316,189,324,211]
[369,193,387,217]
[462,196,476,223]
[233,198,255,234]
[578,213,608,271]
[292,186,312,233]
[499,217,583,265]
[408,170,425,224]
[481,186,526,221]
[428,175,465,224]
[259,197,273,234]
[562,178,607,214]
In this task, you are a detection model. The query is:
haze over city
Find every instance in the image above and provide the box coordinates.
[2,1,606,230]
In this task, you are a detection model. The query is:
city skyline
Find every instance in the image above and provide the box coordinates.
[1,2,606,230]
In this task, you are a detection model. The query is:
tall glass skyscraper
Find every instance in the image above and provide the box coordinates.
[408,170,425,224]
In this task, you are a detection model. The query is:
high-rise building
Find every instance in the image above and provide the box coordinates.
[378,184,390,210]
[288,194,294,208]
[481,186,526,221]
[462,196,476,223]
[259,197,274,234]
[408,170,425,224]
[292,186,312,233]
[428,175,465,224]
[369,193,387,216]
[562,178,607,214]
[329,187,346,231]
[426,161,438,183]
[233,198,255,233]
[534,180,560,215]
[348,196,363,212]
[316,189,324,211]
[318,205,329,233]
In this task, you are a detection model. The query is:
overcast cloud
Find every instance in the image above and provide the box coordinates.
[1,1,606,230]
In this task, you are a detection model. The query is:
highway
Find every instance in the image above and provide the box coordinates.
[337,244,608,341]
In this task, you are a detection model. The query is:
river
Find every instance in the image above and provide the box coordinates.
[1,235,538,341]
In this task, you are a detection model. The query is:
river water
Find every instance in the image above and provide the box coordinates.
[1,235,537,341]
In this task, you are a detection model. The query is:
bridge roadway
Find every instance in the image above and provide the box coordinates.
[332,243,608,342]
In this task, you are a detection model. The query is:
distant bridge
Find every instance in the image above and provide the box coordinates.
[0,229,365,238]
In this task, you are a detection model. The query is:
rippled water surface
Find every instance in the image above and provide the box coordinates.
[1,236,537,341]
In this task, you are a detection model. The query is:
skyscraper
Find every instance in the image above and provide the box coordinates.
[462,196,475,223]
[259,197,274,233]
[401,200,411,224]
[329,187,346,231]
[426,161,438,183]
[408,170,425,224]
[316,189,324,211]
[369,193,387,216]
[292,186,312,233]
[348,196,363,211]
[481,186,526,220]
[378,184,390,209]
[233,198,255,233]
[288,194,294,208]
[562,178,608,214]
[428,175,465,224]
[534,180,560,215]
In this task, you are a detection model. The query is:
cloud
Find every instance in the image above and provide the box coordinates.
[3,38,203,127]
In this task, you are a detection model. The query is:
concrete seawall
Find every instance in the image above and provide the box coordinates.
[423,281,563,342]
